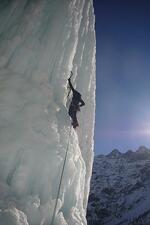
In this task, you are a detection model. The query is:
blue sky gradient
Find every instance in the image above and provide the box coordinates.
[94,0,150,154]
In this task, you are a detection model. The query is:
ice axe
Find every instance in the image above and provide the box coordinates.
[67,71,73,98]
[68,71,73,79]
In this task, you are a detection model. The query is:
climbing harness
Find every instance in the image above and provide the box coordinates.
[50,125,72,225]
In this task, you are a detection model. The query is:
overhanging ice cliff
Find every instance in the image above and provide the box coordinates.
[0,0,96,224]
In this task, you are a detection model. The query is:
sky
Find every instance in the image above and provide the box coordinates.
[94,0,150,155]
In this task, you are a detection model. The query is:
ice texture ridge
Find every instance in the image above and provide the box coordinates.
[0,0,96,225]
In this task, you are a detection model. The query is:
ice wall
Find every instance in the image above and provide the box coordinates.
[0,0,96,225]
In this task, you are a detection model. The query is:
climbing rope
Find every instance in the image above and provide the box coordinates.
[50,124,72,225]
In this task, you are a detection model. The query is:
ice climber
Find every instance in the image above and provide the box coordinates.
[68,73,85,128]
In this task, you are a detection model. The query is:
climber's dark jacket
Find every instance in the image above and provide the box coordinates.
[68,78,85,128]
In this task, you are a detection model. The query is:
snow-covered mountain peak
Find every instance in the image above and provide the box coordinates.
[136,145,150,154]
[123,146,150,161]
[87,146,150,225]
[107,149,122,158]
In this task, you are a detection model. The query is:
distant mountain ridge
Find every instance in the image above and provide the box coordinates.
[87,146,150,225]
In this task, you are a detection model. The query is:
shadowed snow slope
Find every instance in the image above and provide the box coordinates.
[87,147,150,225]
[0,0,96,224]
